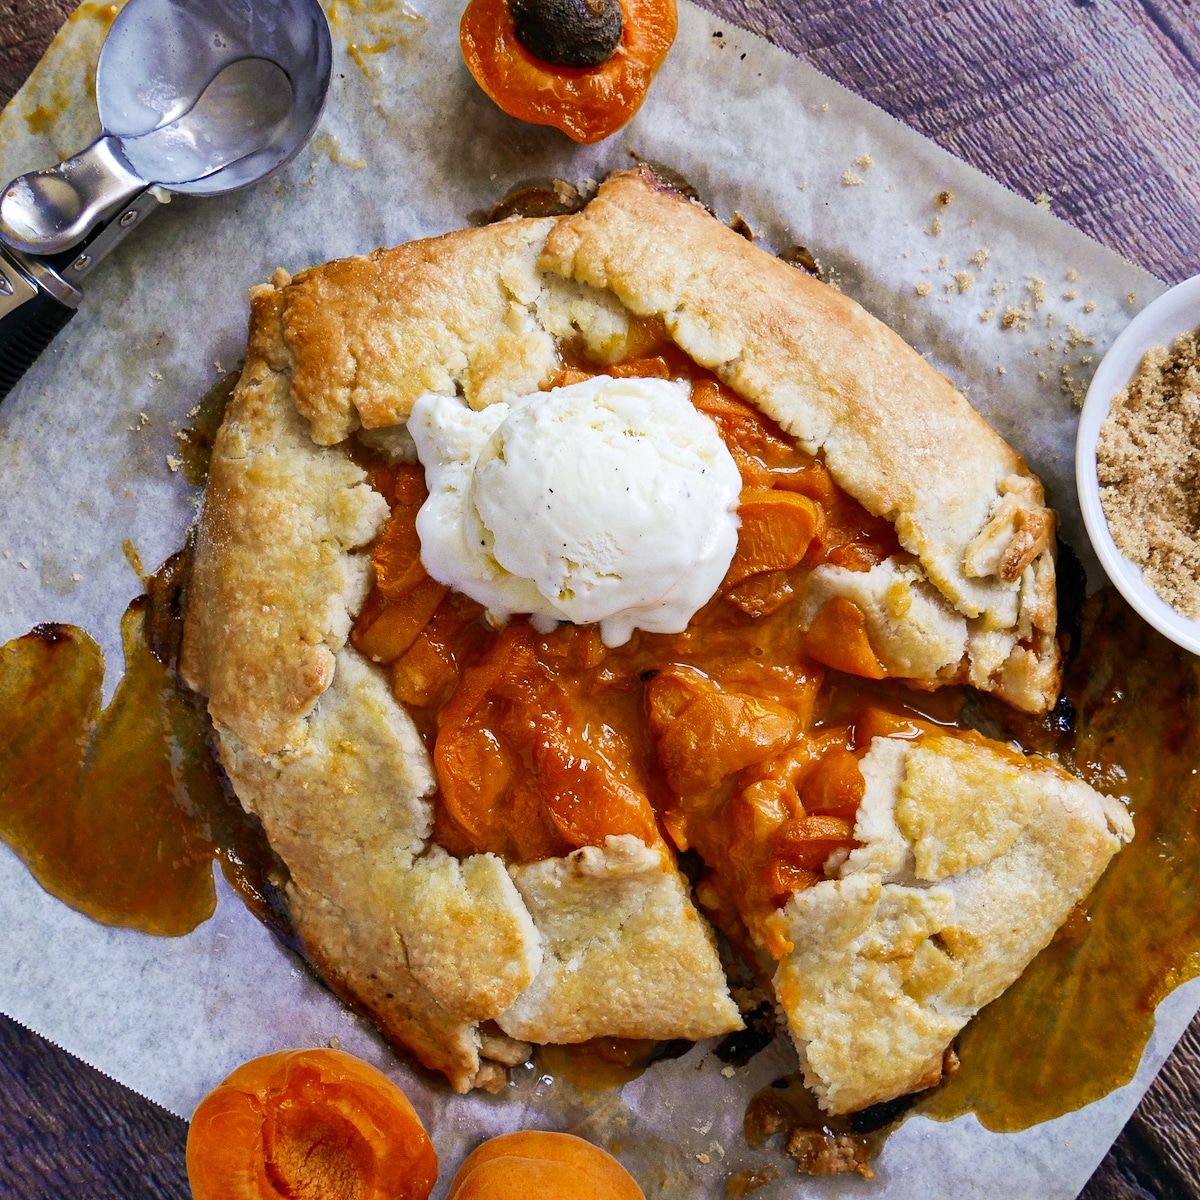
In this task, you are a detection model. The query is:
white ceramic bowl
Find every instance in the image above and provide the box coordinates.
[1077,274,1200,657]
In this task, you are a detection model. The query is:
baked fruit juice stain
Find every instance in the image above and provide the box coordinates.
[0,373,291,941]
[0,551,291,940]
[0,594,221,936]
[918,589,1200,1132]
[736,590,1200,1160]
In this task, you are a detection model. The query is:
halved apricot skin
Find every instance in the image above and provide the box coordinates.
[460,0,677,143]
[446,1131,646,1200]
[186,1048,437,1200]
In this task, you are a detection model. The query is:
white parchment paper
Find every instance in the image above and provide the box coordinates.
[0,2,1178,1196]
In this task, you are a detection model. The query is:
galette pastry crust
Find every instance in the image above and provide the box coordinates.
[178,285,389,759]
[238,168,1061,713]
[499,837,737,1044]
[181,167,1098,1101]
[181,307,741,1092]
[278,219,633,444]
[770,736,1133,1114]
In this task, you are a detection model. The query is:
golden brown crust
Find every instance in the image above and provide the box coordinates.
[182,309,739,1087]
[280,220,561,444]
[179,302,388,758]
[212,650,496,1092]
[541,167,1061,712]
[276,217,644,446]
[771,735,1132,1114]
[498,838,742,1043]
[225,169,1062,710]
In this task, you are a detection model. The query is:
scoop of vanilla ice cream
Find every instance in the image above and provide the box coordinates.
[409,374,742,646]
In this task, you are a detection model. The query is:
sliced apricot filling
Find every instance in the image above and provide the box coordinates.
[351,465,449,665]
[350,347,948,947]
[803,596,887,679]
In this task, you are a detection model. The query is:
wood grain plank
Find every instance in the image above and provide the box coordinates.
[706,0,1200,283]
[0,1013,189,1200]
[1082,1125,1184,1200]
[1121,1020,1200,1198]
[0,0,78,108]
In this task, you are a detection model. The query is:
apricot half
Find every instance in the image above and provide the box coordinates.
[186,1048,438,1200]
[461,0,677,143]
[446,1131,646,1199]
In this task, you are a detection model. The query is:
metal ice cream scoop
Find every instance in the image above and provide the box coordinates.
[0,0,332,400]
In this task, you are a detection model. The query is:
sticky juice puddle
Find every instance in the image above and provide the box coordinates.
[0,594,220,936]
[0,550,292,940]
[918,588,1200,1132]
[0,371,292,942]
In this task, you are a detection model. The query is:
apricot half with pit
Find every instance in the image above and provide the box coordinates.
[461,0,677,143]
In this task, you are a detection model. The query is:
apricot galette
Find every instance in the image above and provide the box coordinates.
[181,167,1131,1110]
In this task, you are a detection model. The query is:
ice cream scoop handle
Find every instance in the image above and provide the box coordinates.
[0,261,76,402]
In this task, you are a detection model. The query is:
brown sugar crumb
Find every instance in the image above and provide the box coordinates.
[1035,191,1052,209]
[914,281,933,296]
[854,153,874,169]
[935,189,954,207]
[842,170,863,187]
[1061,362,1086,407]
[1066,323,1095,351]
[1084,301,1097,313]
[954,270,976,294]
[926,216,944,236]
[969,245,991,269]
[1097,329,1200,619]
[1028,275,1047,309]
[1001,306,1030,332]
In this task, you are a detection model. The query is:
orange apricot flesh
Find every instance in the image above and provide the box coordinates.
[446,1131,646,1200]
[186,1048,437,1200]
[460,0,677,144]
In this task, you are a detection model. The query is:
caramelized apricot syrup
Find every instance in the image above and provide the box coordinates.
[917,589,1200,1131]
[2,342,1198,1167]
[0,374,292,940]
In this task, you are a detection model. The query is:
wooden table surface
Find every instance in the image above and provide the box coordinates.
[2,1,1199,1197]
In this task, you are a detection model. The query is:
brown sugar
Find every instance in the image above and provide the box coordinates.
[1097,329,1200,619]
